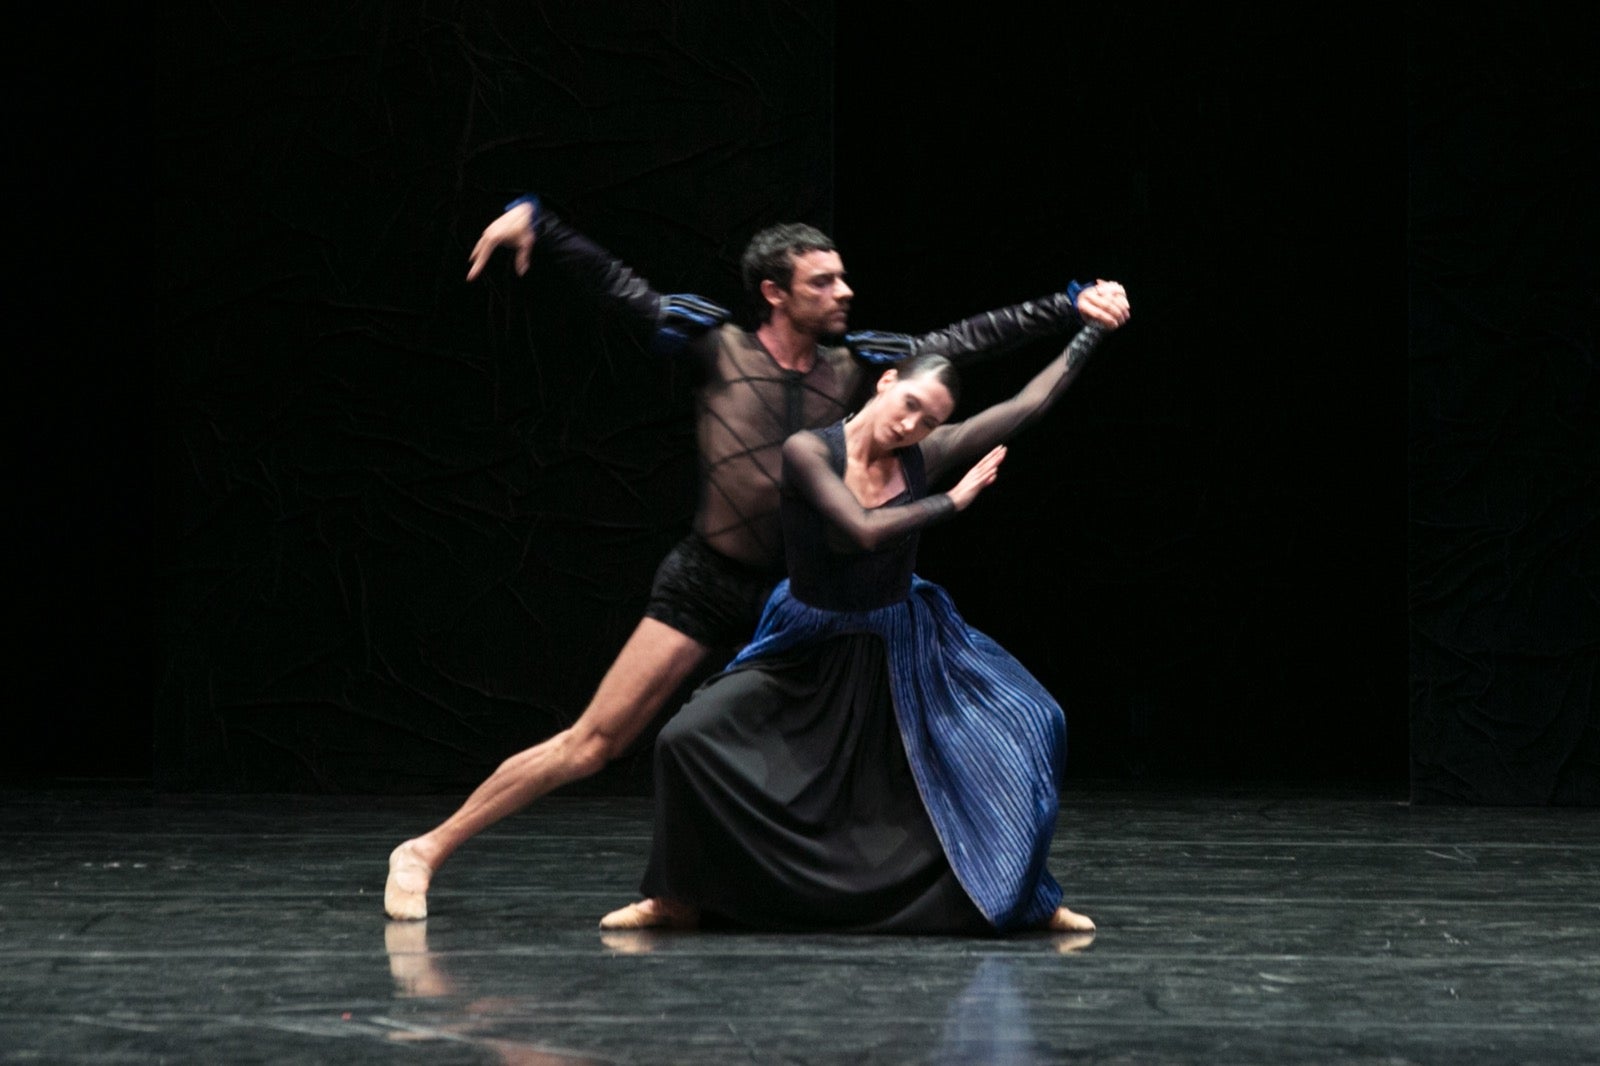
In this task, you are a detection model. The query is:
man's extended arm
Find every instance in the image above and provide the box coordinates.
[847,280,1128,370]
[467,196,727,361]
[919,323,1108,480]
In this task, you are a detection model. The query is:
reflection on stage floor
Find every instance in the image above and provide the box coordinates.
[2,783,1596,1063]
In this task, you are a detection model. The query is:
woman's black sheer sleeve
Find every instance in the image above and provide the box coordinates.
[782,433,957,553]
[920,324,1106,481]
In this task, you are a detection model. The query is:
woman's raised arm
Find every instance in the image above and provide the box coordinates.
[919,324,1106,480]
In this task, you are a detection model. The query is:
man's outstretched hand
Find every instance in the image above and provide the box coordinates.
[466,201,537,281]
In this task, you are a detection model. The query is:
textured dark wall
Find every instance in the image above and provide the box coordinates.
[38,3,1418,792]
[834,6,1409,783]
[10,7,148,783]
[1407,6,1599,804]
[44,6,1592,801]
[146,3,835,791]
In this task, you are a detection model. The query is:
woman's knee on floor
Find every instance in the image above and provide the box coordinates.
[654,709,715,768]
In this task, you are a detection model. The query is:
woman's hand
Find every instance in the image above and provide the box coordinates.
[466,201,537,281]
[1075,279,1130,329]
[947,445,1007,511]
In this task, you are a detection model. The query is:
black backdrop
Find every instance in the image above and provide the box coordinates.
[1407,7,1598,803]
[12,4,1594,803]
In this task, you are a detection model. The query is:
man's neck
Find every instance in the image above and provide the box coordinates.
[755,318,818,373]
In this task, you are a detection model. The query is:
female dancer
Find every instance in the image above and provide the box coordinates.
[602,323,1109,934]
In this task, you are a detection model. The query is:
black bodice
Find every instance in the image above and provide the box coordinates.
[780,422,928,612]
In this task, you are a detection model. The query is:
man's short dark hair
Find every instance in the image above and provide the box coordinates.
[741,223,837,322]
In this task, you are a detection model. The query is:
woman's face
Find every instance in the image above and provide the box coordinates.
[870,369,955,450]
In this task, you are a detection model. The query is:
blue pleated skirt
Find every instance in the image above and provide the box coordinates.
[641,576,1066,933]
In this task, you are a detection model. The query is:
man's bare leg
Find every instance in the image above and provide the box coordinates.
[385,618,710,919]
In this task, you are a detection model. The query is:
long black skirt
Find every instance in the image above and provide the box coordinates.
[640,632,990,934]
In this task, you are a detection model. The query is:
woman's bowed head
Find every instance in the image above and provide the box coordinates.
[847,355,1004,518]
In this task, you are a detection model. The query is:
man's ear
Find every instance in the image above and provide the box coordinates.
[759,277,786,312]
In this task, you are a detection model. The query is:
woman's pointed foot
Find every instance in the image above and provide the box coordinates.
[1045,905,1096,933]
[598,897,699,931]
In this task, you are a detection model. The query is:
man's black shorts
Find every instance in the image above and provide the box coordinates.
[645,535,780,648]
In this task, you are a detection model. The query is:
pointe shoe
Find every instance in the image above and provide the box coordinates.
[597,898,698,931]
[385,843,432,921]
[1046,906,1096,933]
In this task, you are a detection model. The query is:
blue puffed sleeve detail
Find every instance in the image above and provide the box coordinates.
[844,330,916,367]
[650,293,730,357]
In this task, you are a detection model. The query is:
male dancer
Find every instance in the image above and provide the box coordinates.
[385,196,1130,919]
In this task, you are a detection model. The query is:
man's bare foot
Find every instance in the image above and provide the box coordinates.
[598,897,699,931]
[1046,906,1096,933]
[386,841,434,920]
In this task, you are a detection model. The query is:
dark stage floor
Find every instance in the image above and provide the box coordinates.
[2,783,1596,1064]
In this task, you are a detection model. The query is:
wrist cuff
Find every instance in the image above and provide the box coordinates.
[1066,280,1088,318]
[504,194,541,235]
